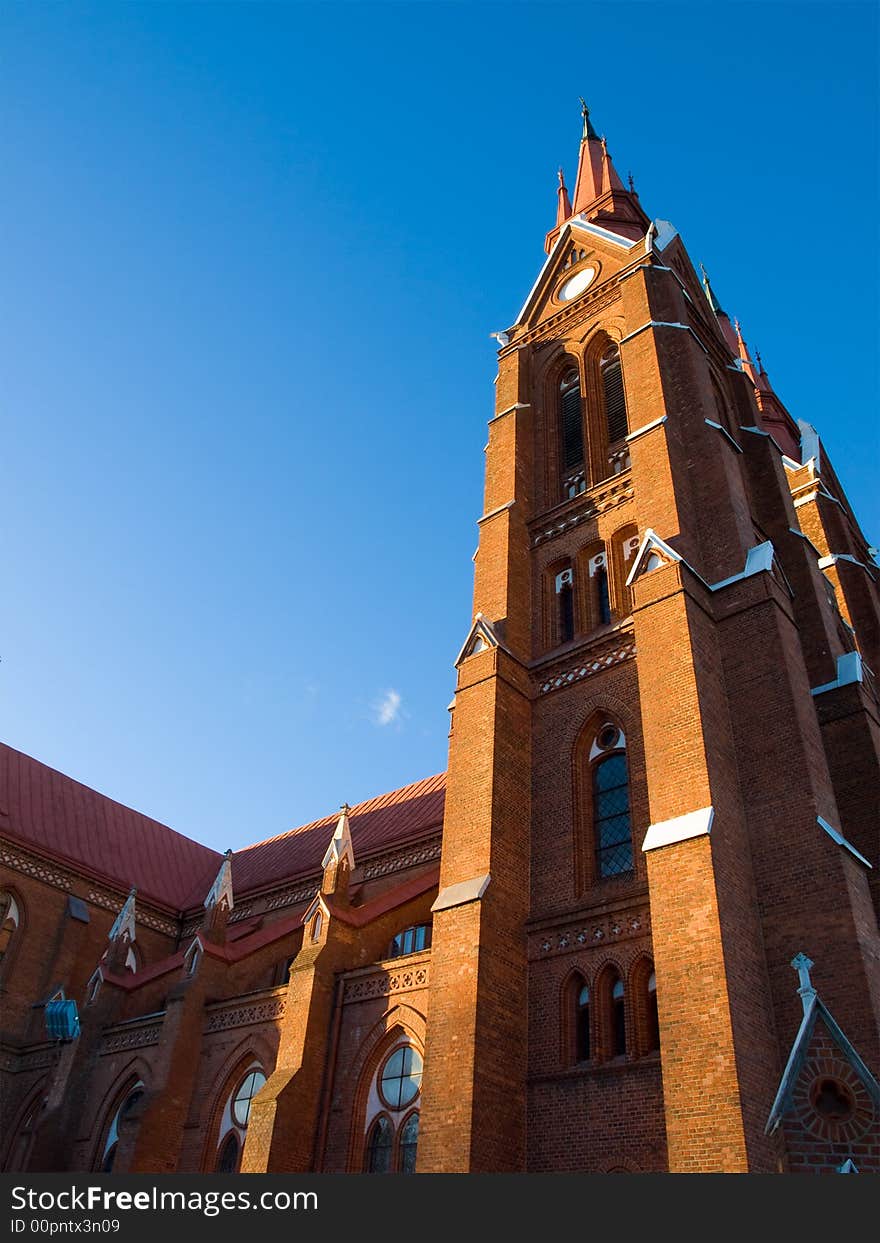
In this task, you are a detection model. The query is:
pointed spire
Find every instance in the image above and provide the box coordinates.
[556,167,572,226]
[754,349,774,394]
[570,102,633,219]
[734,318,759,383]
[322,803,355,897]
[204,849,234,913]
[109,887,137,944]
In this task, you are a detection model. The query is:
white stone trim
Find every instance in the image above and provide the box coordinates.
[704,418,743,453]
[489,402,530,424]
[569,215,640,249]
[431,873,491,913]
[625,415,667,443]
[817,817,872,868]
[818,552,877,580]
[788,527,823,557]
[624,528,685,588]
[652,219,679,251]
[811,651,864,696]
[619,319,709,355]
[709,542,774,591]
[477,500,515,525]
[642,807,714,853]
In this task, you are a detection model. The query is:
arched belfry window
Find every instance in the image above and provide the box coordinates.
[590,722,633,879]
[600,345,628,445]
[576,982,591,1062]
[559,367,585,482]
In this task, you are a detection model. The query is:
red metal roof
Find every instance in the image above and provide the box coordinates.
[0,742,222,910]
[0,742,446,913]
[226,773,446,905]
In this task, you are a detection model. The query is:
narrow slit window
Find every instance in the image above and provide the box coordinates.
[596,564,611,625]
[612,978,626,1056]
[576,984,591,1062]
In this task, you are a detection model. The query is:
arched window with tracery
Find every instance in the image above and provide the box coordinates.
[213,1062,266,1174]
[397,1111,419,1174]
[365,1115,394,1173]
[3,1090,44,1172]
[362,1039,424,1174]
[589,722,633,880]
[98,1081,144,1173]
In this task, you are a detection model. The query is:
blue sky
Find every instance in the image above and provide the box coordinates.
[3,2,877,852]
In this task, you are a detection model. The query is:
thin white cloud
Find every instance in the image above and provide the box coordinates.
[374,688,402,727]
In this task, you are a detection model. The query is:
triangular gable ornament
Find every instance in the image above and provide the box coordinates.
[624,529,683,588]
[765,953,880,1135]
[455,612,504,667]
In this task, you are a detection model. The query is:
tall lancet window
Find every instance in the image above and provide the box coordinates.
[601,345,628,445]
[559,368,585,491]
[590,722,633,879]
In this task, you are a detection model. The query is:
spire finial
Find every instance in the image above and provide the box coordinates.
[755,349,765,373]
[628,171,636,193]
[555,162,573,227]
[579,97,598,141]
[791,952,816,1014]
[700,263,723,316]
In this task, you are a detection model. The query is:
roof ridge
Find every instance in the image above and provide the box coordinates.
[234,771,447,856]
[1,741,221,858]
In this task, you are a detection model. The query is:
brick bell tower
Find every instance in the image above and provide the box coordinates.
[417,103,880,1173]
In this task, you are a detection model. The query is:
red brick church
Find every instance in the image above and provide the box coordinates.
[2,104,879,1174]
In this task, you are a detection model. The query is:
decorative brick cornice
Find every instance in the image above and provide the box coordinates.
[0,841,73,892]
[537,640,636,695]
[511,281,623,350]
[343,959,430,1004]
[0,1043,57,1074]
[203,988,287,1034]
[99,1021,164,1056]
[531,906,650,956]
[360,838,442,881]
[0,840,179,936]
[531,477,634,548]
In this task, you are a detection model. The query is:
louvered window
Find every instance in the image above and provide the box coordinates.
[559,369,584,471]
[601,348,628,444]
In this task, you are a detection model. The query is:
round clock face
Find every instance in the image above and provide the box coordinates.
[557,266,596,302]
